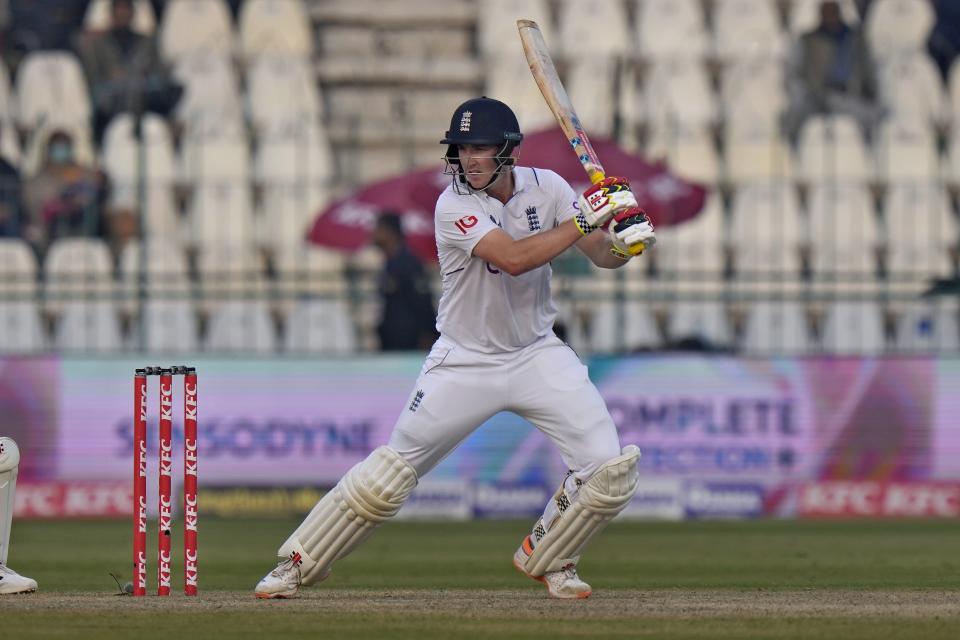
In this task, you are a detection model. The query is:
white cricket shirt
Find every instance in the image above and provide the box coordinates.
[434,167,578,354]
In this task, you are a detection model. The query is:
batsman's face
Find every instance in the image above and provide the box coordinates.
[459,144,499,188]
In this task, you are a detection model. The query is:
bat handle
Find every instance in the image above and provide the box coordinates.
[588,168,606,185]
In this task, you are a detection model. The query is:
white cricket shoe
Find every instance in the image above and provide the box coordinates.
[0,564,38,595]
[512,535,592,600]
[254,557,302,599]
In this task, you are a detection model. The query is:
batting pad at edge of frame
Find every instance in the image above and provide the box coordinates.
[278,446,418,585]
[523,445,640,577]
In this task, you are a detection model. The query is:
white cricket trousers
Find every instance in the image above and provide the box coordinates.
[388,333,622,481]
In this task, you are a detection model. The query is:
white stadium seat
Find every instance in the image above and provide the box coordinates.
[883,184,957,281]
[132,299,200,353]
[797,115,873,183]
[742,300,812,354]
[284,299,356,354]
[43,239,116,316]
[55,301,123,352]
[0,60,15,127]
[721,58,787,129]
[640,59,718,129]
[159,0,235,64]
[484,55,555,133]
[119,238,192,310]
[84,0,156,34]
[950,60,960,120]
[557,0,630,58]
[653,194,728,294]
[188,183,256,251]
[565,57,617,138]
[895,300,960,352]
[0,120,22,167]
[102,113,178,209]
[239,0,313,59]
[866,0,936,58]
[731,182,805,285]
[179,131,250,187]
[637,0,709,60]
[788,0,859,35]
[173,54,244,136]
[478,0,551,58]
[246,55,323,137]
[647,122,721,186]
[874,118,941,184]
[196,244,266,314]
[713,0,787,61]
[668,300,733,348]
[15,51,92,129]
[724,119,795,184]
[0,238,39,298]
[0,301,47,353]
[877,52,948,126]
[205,300,277,353]
[821,300,886,354]
[588,300,662,352]
[807,184,879,279]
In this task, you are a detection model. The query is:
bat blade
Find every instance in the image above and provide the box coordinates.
[517,19,606,185]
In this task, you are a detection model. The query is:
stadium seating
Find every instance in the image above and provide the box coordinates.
[724,119,795,184]
[0,238,39,299]
[820,300,886,354]
[84,0,156,34]
[246,55,323,138]
[588,300,662,352]
[807,184,880,286]
[788,0,859,35]
[55,300,123,352]
[565,57,617,138]
[742,300,812,354]
[188,183,256,251]
[730,182,805,288]
[43,239,116,317]
[668,300,734,349]
[796,115,873,184]
[639,59,718,129]
[646,122,721,186]
[636,0,709,60]
[874,117,942,184]
[284,299,356,354]
[883,184,957,285]
[159,0,235,63]
[15,51,92,130]
[877,52,948,126]
[653,195,728,294]
[557,0,630,58]
[894,300,960,352]
[173,54,245,137]
[239,0,313,60]
[477,0,551,58]
[205,299,278,353]
[713,0,787,62]
[0,301,47,353]
[132,299,201,353]
[865,0,936,58]
[118,238,192,310]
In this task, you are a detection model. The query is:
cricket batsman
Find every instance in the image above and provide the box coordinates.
[1,437,38,594]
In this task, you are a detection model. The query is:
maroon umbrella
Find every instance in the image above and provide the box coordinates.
[308,128,708,262]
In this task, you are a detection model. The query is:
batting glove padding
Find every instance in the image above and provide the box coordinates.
[575,177,638,235]
[610,207,656,258]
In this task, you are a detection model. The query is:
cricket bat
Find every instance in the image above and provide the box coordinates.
[517,19,606,186]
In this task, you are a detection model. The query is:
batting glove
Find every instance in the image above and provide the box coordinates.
[609,207,656,259]
[575,177,638,235]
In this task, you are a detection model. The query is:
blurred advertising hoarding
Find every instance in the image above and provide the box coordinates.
[2,355,959,518]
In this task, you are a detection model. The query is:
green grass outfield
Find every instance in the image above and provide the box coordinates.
[6,518,960,639]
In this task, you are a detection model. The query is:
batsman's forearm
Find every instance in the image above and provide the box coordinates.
[503,219,584,276]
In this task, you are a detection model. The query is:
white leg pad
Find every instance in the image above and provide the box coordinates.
[278,446,417,585]
[0,437,21,566]
[524,445,640,577]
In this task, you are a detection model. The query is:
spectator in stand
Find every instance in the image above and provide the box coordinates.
[76,0,180,142]
[929,0,960,82]
[783,0,884,142]
[371,213,438,351]
[0,130,22,238]
[21,130,107,250]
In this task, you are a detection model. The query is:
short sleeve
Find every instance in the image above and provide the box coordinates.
[435,198,499,256]
[548,172,579,227]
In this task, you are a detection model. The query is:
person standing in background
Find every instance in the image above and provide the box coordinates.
[371,212,438,351]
